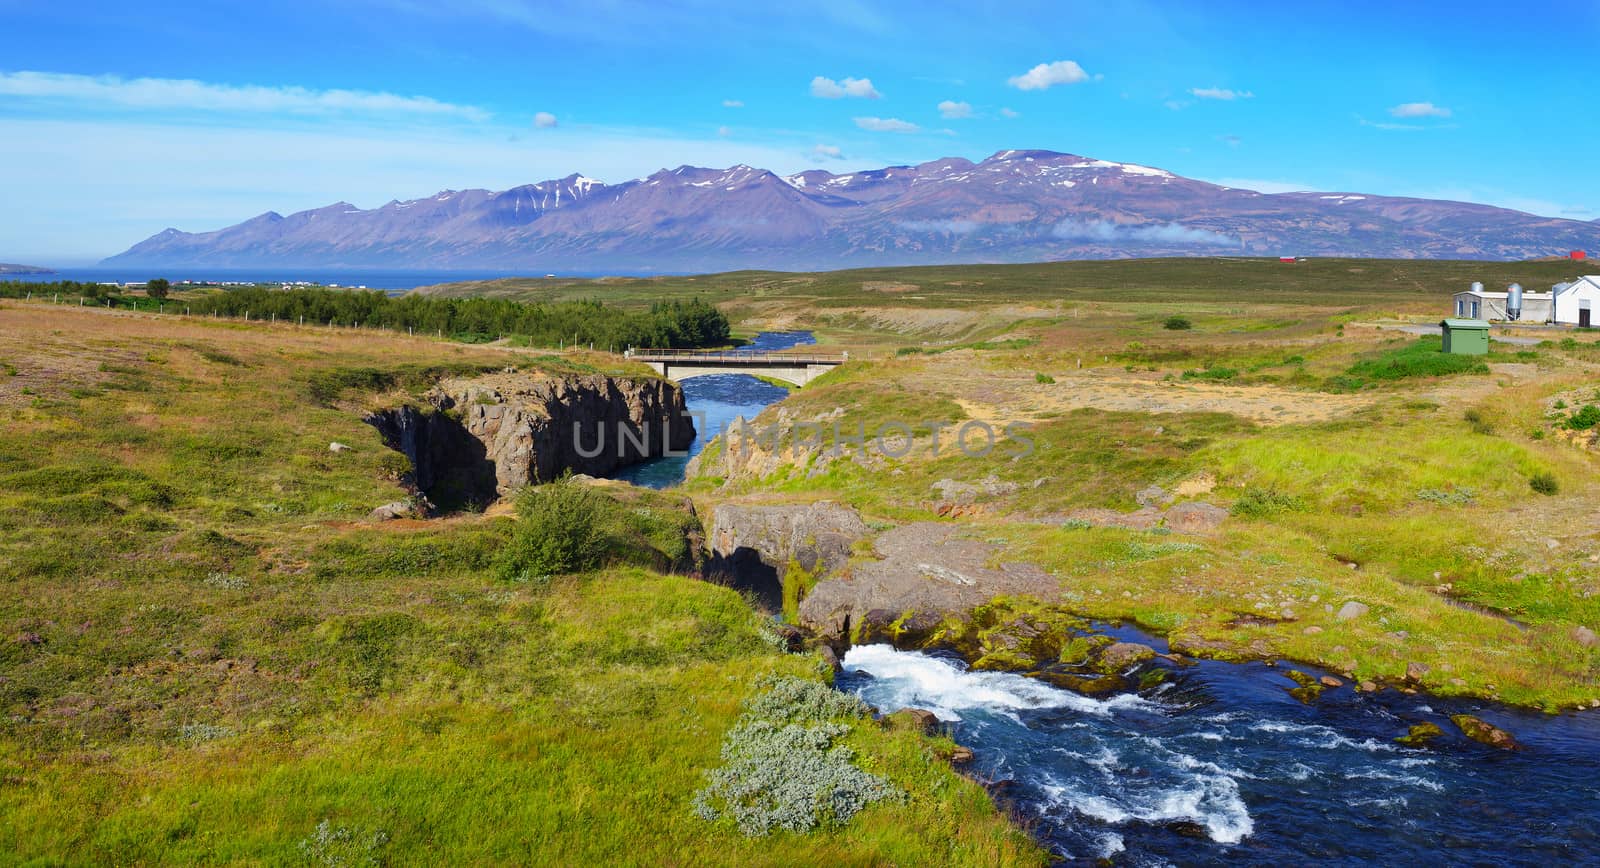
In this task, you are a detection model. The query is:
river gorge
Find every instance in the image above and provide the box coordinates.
[634,332,1600,865]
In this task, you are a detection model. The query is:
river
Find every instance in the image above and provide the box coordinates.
[615,329,1600,864]
[613,330,814,489]
[840,635,1600,865]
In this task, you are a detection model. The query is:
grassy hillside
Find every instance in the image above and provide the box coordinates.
[0,303,1038,865]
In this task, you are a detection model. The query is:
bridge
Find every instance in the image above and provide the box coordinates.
[626,348,847,387]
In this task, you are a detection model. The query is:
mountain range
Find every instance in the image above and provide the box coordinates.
[102,150,1600,272]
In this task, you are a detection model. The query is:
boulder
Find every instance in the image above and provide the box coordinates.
[1039,671,1126,695]
[1163,501,1228,534]
[1451,714,1520,750]
[817,645,842,675]
[366,501,415,522]
[1135,484,1171,507]
[328,441,352,453]
[1574,626,1599,648]
[1396,721,1444,748]
[888,707,940,735]
[946,745,976,765]
[1335,601,1370,621]
[1405,662,1430,683]
[1097,641,1158,672]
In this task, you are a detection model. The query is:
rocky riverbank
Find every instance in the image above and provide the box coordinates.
[367,369,692,509]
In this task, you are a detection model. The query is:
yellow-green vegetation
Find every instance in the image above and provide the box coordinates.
[0,304,1039,865]
[664,261,1600,711]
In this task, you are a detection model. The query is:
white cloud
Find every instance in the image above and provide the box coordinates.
[853,116,920,133]
[717,126,732,137]
[1052,219,1239,246]
[937,100,973,119]
[1190,87,1253,101]
[898,219,980,234]
[810,75,880,99]
[810,144,845,161]
[0,70,491,121]
[1390,101,1451,118]
[1007,60,1090,91]
[1219,134,1242,147]
[533,111,558,129]
[999,107,1020,118]
[722,99,744,108]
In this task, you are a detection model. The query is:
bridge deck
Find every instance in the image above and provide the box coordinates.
[627,349,846,365]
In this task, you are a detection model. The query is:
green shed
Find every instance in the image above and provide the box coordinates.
[1440,318,1490,355]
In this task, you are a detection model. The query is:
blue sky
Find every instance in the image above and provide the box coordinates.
[2,0,1598,262]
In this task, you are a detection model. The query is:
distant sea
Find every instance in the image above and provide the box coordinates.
[1,268,634,292]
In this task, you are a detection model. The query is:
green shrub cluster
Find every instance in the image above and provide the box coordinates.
[1529,472,1560,496]
[1324,337,1488,392]
[1231,486,1308,517]
[496,480,609,583]
[693,677,897,836]
[1565,404,1600,430]
[1163,315,1193,330]
[1181,366,1238,381]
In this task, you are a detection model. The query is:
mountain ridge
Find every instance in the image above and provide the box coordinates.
[103,149,1600,271]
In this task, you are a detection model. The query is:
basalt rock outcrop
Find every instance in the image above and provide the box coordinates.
[708,500,870,611]
[797,522,1057,644]
[366,370,692,508]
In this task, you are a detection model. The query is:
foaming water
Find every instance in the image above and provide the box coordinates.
[612,331,813,489]
[839,644,1600,864]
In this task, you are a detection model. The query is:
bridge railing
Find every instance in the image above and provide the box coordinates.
[626,348,848,364]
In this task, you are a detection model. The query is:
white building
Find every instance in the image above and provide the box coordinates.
[1551,276,1600,327]
[1452,288,1553,323]
[1453,276,1600,326]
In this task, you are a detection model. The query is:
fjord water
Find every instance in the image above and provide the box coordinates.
[841,642,1600,865]
[613,331,814,488]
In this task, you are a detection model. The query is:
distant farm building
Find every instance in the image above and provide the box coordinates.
[1572,250,1587,261]
[1454,276,1600,326]
[1452,282,1552,322]
[1552,277,1600,327]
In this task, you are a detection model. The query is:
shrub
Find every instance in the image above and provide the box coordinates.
[1566,404,1600,431]
[496,479,608,581]
[1231,486,1307,518]
[1163,316,1193,330]
[1181,366,1238,381]
[693,677,897,837]
[1464,409,1494,435]
[1529,472,1559,496]
[1325,337,1488,392]
[1035,372,1055,384]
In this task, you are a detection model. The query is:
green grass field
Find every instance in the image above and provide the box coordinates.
[0,303,1039,865]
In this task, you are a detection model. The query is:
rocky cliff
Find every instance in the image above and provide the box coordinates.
[366,370,692,509]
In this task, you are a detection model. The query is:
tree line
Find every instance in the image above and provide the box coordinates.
[0,281,732,349]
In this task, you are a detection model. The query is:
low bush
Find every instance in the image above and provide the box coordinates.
[1529,472,1559,496]
[496,479,608,582]
[693,676,898,837]
[1325,337,1488,392]
[1231,486,1307,517]
[1035,372,1055,384]
[1566,404,1600,431]
[1163,316,1193,330]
